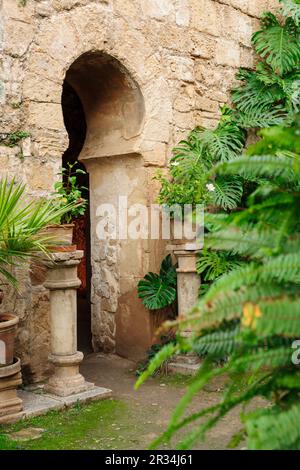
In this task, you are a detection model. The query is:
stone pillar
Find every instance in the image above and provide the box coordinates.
[44,251,93,397]
[169,249,201,375]
[0,358,23,424]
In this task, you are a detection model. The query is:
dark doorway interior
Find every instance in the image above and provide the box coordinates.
[61,81,92,353]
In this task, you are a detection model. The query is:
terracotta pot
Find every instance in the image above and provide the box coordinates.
[49,244,77,253]
[44,224,74,246]
[0,314,19,366]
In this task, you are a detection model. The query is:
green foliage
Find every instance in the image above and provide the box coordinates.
[136,109,300,448]
[245,403,300,450]
[247,122,300,155]
[157,3,300,210]
[156,107,246,210]
[136,3,300,450]
[280,0,300,26]
[0,178,81,287]
[136,334,176,377]
[135,342,178,390]
[193,322,240,357]
[231,11,300,128]
[196,249,241,282]
[138,116,300,449]
[0,131,30,148]
[252,13,300,76]
[212,176,243,210]
[53,162,88,224]
[137,255,177,310]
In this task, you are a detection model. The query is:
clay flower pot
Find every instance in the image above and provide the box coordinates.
[0,314,19,366]
[43,224,75,247]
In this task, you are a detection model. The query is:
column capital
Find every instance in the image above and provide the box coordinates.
[173,249,200,274]
[44,250,83,290]
[45,250,84,267]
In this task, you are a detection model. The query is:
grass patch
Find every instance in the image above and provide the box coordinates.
[0,399,139,450]
[155,373,195,388]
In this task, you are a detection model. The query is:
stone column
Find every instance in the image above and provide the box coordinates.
[0,358,23,424]
[169,249,201,374]
[44,251,93,396]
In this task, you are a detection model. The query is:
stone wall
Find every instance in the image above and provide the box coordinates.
[0,0,279,382]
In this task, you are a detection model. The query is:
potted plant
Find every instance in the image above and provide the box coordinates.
[154,108,245,247]
[45,162,88,249]
[0,177,81,366]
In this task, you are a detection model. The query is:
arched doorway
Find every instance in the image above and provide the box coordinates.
[61,81,92,353]
[61,51,165,361]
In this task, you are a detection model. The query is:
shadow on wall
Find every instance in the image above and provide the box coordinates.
[65,52,145,160]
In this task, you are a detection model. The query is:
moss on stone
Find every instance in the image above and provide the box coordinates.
[0,399,132,450]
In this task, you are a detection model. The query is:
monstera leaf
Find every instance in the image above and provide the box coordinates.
[138,255,177,310]
[252,13,300,76]
[159,254,177,286]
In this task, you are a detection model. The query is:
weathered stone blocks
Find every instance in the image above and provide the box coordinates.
[0,0,280,380]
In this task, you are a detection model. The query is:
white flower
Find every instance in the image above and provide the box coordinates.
[206,183,215,192]
[171,161,180,166]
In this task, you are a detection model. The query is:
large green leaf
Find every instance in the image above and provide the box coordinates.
[197,249,242,281]
[197,118,246,163]
[159,254,177,286]
[232,68,285,113]
[252,13,300,76]
[212,176,243,210]
[137,272,176,310]
[138,255,177,310]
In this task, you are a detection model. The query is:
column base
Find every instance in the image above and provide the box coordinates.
[45,352,94,397]
[168,353,201,376]
[0,358,24,424]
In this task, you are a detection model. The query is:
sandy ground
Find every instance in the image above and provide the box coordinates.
[81,353,250,450]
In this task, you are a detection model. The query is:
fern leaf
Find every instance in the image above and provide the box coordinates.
[233,347,291,372]
[194,284,286,330]
[246,404,300,450]
[205,227,279,259]
[214,153,300,183]
[255,297,300,337]
[194,324,240,356]
[204,253,300,304]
